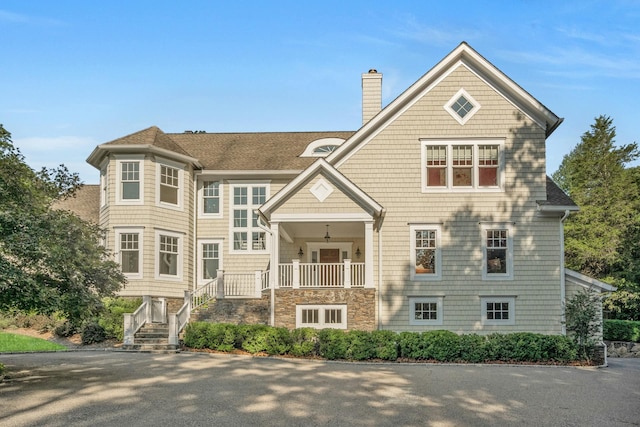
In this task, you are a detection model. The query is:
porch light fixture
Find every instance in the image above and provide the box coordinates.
[298,247,304,257]
[355,247,361,258]
[324,224,331,242]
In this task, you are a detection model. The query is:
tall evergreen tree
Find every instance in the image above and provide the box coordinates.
[0,124,125,323]
[553,115,639,277]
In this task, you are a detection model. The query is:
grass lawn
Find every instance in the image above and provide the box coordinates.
[0,331,67,353]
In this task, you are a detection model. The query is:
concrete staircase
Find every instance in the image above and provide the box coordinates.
[121,323,180,353]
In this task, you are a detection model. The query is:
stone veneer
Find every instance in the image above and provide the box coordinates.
[274,288,376,331]
[191,296,270,325]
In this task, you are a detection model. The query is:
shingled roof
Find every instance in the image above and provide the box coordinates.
[52,184,100,223]
[538,176,578,210]
[91,127,355,171]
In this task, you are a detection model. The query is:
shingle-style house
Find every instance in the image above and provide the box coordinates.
[80,42,614,342]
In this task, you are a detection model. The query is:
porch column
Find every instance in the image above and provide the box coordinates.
[344,259,352,288]
[271,222,280,289]
[365,221,374,288]
[292,259,300,289]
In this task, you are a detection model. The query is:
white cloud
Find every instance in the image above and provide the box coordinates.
[0,9,64,26]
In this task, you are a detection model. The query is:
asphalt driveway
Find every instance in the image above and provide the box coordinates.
[1,351,639,427]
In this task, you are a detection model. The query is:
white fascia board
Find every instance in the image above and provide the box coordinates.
[88,144,203,169]
[537,204,580,214]
[259,159,383,220]
[329,42,561,168]
[565,269,617,292]
[198,170,302,179]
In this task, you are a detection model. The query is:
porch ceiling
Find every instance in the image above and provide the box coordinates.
[281,221,363,239]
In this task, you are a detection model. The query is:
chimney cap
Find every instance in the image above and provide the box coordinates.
[368,69,378,74]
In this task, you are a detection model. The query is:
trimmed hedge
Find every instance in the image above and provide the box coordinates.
[603,320,640,342]
[183,323,580,363]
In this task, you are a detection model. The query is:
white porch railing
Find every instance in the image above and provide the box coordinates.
[279,261,365,288]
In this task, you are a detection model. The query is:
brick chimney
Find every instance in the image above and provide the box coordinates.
[362,69,382,125]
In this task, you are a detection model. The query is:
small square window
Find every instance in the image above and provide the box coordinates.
[296,305,346,329]
[409,297,443,325]
[445,88,481,125]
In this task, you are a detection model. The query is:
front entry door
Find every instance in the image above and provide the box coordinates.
[319,249,340,286]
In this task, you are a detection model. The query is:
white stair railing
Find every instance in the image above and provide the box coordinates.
[123,296,152,345]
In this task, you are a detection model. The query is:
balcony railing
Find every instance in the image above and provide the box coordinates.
[279,260,365,288]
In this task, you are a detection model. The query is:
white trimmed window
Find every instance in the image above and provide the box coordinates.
[201,180,222,216]
[197,239,222,284]
[156,159,184,209]
[116,156,144,204]
[229,182,269,253]
[410,224,442,280]
[156,230,183,280]
[115,228,143,279]
[296,305,347,329]
[421,141,504,191]
[445,88,480,125]
[481,297,515,325]
[482,224,513,280]
[409,297,443,326]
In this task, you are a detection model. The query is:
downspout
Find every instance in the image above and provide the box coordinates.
[193,174,200,293]
[377,229,382,329]
[256,212,275,327]
[560,209,570,334]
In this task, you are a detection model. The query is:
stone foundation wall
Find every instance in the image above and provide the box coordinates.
[191,296,270,325]
[606,341,640,358]
[274,288,376,331]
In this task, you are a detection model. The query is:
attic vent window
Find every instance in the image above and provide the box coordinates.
[452,95,474,118]
[445,88,480,125]
[314,145,338,154]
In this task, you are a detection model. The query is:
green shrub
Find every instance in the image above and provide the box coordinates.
[346,330,375,360]
[81,322,106,344]
[371,330,399,361]
[264,327,293,355]
[459,334,488,363]
[540,335,577,362]
[318,329,348,360]
[289,328,318,357]
[239,324,270,353]
[183,322,210,348]
[98,297,142,341]
[54,321,77,338]
[604,319,640,342]
[398,331,423,359]
[421,330,461,361]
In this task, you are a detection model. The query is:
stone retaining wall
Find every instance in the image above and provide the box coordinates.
[606,341,640,358]
[191,296,270,325]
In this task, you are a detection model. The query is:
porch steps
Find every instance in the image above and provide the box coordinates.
[120,323,180,354]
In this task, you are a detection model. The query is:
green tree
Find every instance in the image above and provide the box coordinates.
[553,115,640,320]
[564,288,602,360]
[0,124,125,324]
[553,115,639,276]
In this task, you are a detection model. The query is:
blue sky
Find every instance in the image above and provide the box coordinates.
[2,1,639,184]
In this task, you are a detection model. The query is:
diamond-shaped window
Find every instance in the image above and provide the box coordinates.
[445,89,480,125]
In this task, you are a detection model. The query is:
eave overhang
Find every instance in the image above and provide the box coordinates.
[87,144,203,169]
[565,269,617,293]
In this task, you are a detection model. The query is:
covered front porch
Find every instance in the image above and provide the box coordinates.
[270,218,376,289]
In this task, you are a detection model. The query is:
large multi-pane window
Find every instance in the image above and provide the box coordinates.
[115,228,143,278]
[158,234,179,277]
[422,141,503,191]
[121,161,140,200]
[482,224,513,280]
[159,165,179,205]
[230,183,268,252]
[410,225,441,280]
[202,181,220,214]
[201,242,219,281]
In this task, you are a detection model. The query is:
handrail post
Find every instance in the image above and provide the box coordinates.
[123,314,134,345]
[255,270,262,298]
[292,259,300,289]
[143,295,152,323]
[168,314,178,345]
[344,259,352,288]
[216,270,225,299]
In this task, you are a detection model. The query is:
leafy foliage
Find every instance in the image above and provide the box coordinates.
[0,124,125,324]
[565,288,602,359]
[552,116,640,320]
[80,322,107,344]
[603,319,640,342]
